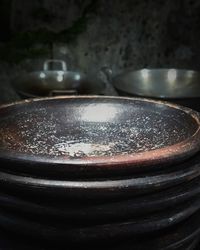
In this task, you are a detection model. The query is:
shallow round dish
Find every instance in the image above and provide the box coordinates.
[0,160,199,198]
[0,198,199,242]
[0,96,200,176]
[0,177,200,223]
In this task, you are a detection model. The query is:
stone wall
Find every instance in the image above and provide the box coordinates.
[0,0,200,102]
[1,0,200,72]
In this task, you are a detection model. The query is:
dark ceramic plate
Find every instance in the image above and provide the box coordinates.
[98,211,200,250]
[0,96,200,177]
[0,198,199,242]
[0,158,199,198]
[0,177,200,224]
[1,149,200,181]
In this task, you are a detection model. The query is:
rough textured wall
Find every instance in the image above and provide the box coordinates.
[0,0,200,102]
[5,0,200,74]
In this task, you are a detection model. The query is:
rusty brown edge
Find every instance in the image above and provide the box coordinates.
[0,95,200,167]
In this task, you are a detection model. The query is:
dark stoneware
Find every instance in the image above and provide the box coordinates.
[0,96,200,178]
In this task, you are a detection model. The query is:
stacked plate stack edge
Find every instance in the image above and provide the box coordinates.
[0,96,200,250]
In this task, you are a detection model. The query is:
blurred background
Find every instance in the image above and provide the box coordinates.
[0,0,200,103]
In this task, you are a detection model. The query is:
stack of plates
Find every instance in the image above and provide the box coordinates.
[0,96,200,249]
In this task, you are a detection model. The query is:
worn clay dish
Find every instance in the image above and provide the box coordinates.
[0,177,200,224]
[0,197,199,242]
[106,212,200,250]
[0,159,199,199]
[0,96,200,178]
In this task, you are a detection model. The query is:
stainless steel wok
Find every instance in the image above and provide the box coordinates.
[103,68,200,110]
[12,60,106,98]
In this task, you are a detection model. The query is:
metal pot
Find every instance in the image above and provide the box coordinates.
[11,60,106,98]
[102,68,200,111]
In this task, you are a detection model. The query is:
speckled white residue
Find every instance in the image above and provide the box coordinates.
[51,142,115,157]
[0,103,194,159]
